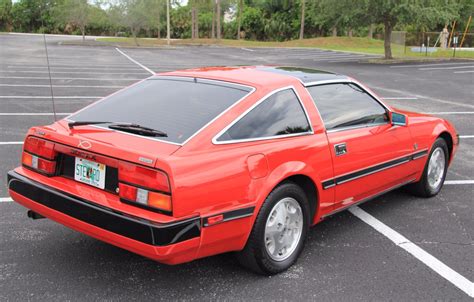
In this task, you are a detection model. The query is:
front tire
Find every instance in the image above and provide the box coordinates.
[236,182,310,275]
[407,138,449,197]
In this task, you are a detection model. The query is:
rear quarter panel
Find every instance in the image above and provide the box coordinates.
[167,134,333,258]
[166,81,334,258]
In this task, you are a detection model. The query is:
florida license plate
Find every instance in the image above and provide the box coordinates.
[74,157,106,189]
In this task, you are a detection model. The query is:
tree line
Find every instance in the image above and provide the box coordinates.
[0,0,472,59]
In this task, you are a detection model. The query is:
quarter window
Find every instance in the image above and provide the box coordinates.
[307,83,388,130]
[216,88,311,142]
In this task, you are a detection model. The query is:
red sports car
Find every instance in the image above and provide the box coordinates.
[7,66,458,274]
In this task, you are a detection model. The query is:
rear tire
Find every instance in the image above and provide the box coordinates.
[236,182,310,275]
[407,138,449,198]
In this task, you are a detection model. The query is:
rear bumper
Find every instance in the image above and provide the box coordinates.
[7,170,201,264]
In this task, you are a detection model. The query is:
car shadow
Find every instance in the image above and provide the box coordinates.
[8,188,427,299]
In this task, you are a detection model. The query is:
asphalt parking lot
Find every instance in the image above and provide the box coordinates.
[0,33,472,301]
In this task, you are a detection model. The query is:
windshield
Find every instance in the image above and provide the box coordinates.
[68,77,253,144]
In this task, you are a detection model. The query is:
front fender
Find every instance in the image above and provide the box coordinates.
[431,119,459,164]
[408,114,458,166]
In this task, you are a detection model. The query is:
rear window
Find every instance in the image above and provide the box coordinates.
[68,77,253,144]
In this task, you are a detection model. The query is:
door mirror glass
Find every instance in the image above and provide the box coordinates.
[391,112,407,126]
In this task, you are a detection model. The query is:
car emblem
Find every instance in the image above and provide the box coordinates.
[35,130,46,136]
[139,157,153,164]
[78,140,92,150]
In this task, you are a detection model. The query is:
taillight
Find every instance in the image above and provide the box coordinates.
[22,136,57,176]
[118,162,172,213]
[119,162,170,192]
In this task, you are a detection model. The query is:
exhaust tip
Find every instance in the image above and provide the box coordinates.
[27,210,45,220]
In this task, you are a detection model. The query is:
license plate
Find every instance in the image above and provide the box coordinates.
[74,157,106,189]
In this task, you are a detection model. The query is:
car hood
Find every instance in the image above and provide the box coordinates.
[392,107,431,118]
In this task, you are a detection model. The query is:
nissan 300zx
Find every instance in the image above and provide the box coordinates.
[7,66,458,274]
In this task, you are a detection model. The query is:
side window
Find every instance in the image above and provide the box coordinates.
[306,83,388,131]
[216,88,311,142]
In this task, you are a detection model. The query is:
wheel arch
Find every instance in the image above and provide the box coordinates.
[428,118,457,164]
[438,131,454,161]
[270,174,319,223]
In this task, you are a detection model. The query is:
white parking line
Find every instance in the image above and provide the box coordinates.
[424,112,474,115]
[371,86,474,109]
[327,57,380,63]
[382,97,419,100]
[349,206,473,298]
[445,180,474,185]
[312,54,372,61]
[390,62,474,68]
[419,65,474,71]
[115,48,155,75]
[0,113,70,116]
[6,63,139,67]
[241,48,254,52]
[0,76,143,81]
[454,70,474,74]
[459,135,474,139]
[1,70,148,75]
[7,66,143,70]
[0,142,23,145]
[308,53,367,59]
[0,96,101,99]
[0,84,124,89]
[6,61,141,66]
[0,197,13,203]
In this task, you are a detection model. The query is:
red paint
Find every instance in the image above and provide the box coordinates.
[247,154,268,179]
[207,214,224,226]
[8,66,458,265]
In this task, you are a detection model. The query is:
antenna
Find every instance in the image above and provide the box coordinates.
[43,34,57,122]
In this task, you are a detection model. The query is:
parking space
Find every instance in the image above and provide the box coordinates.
[0,33,472,300]
[360,185,474,281]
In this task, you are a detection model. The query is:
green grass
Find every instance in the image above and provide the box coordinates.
[95,36,474,59]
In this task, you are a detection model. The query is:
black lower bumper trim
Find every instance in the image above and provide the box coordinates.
[7,171,200,246]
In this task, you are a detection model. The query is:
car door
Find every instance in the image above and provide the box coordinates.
[306,82,416,209]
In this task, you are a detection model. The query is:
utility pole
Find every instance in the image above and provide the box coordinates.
[166,0,170,45]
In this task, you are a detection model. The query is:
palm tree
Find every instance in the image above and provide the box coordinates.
[299,0,305,40]
[237,0,243,39]
[216,0,221,39]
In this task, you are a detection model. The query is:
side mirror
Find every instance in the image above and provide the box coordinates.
[390,112,407,126]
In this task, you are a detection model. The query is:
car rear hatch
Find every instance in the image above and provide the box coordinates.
[17,76,254,217]
[20,123,179,216]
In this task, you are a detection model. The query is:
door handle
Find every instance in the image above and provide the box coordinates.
[334,143,347,156]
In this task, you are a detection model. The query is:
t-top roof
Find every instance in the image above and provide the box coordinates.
[256,66,349,84]
[159,66,349,87]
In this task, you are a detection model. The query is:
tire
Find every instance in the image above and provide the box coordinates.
[407,138,449,198]
[236,181,310,275]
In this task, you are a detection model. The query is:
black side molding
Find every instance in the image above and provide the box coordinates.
[322,150,429,190]
[202,206,255,227]
[7,171,200,246]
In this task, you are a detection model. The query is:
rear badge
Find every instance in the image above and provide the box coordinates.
[139,157,153,164]
[78,140,92,150]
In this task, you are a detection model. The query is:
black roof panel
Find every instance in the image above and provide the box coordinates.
[256,66,349,84]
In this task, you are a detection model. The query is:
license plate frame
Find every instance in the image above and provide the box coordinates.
[74,157,106,190]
